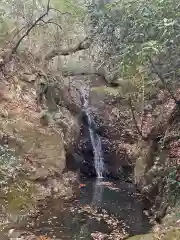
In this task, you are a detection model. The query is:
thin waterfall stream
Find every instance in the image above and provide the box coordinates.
[80,86,105,210]
[80,87,104,179]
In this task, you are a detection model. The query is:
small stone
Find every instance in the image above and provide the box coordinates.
[29,168,50,180]
[0,109,8,118]
[176,219,180,224]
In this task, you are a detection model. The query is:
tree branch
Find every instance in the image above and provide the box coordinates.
[40,19,62,30]
[11,26,27,43]
[49,7,71,16]
[61,70,121,88]
[148,56,177,103]
[128,96,144,139]
[44,36,92,60]
[11,0,51,54]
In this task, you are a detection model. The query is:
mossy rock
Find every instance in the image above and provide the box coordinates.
[162,228,180,240]
[128,228,180,240]
[6,180,35,213]
[127,233,154,240]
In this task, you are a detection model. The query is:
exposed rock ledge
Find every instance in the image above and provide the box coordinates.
[0,78,80,205]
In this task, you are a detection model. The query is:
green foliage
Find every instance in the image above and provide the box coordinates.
[166,168,180,203]
[52,0,85,21]
[0,145,35,216]
[104,0,180,77]
[6,180,35,212]
[89,0,180,89]
[87,0,180,117]
[0,0,86,55]
[0,5,14,46]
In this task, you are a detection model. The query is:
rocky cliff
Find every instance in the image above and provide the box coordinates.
[0,56,81,231]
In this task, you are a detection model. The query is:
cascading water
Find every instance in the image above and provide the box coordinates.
[80,87,104,178]
[87,115,104,178]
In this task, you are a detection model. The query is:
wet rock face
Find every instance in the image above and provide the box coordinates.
[78,142,96,177]
[87,87,137,176]
[67,140,97,178]
[61,75,135,179]
[89,86,137,142]
[66,111,133,180]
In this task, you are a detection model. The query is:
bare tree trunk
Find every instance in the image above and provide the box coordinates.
[128,96,145,139]
[44,37,92,60]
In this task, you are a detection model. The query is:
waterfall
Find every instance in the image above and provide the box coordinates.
[80,87,104,178]
[91,178,104,205]
[87,112,104,178]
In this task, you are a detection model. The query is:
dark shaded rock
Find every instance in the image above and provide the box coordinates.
[77,138,96,177]
[104,166,124,180]
[66,148,96,178]
[79,139,94,157]
[79,160,97,177]
[100,137,132,179]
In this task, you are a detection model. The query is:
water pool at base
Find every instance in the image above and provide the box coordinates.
[24,179,151,240]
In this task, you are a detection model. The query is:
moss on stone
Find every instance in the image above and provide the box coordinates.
[162,228,180,240]
[127,228,180,240]
[6,180,35,212]
[127,233,154,240]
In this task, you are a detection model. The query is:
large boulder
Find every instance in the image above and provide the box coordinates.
[0,77,80,198]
